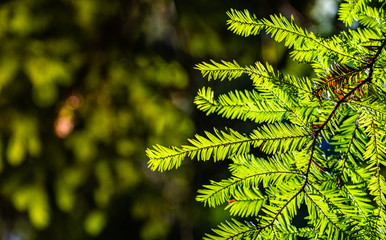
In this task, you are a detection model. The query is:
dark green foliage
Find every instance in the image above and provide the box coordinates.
[147,1,386,239]
[0,0,197,239]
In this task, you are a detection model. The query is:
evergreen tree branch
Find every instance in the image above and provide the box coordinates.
[309,38,386,174]
[227,9,357,63]
[148,5,386,239]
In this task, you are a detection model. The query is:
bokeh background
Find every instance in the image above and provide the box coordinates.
[0,0,338,239]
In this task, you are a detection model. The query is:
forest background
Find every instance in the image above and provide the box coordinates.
[0,0,338,239]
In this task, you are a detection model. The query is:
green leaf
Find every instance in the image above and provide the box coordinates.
[204,219,261,240]
[195,60,244,81]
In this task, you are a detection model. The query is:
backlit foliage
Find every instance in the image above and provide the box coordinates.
[147,1,386,239]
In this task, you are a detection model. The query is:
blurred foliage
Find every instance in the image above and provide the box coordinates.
[0,0,327,239]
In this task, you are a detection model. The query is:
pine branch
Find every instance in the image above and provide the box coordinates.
[224,187,266,217]
[227,9,357,63]
[147,123,311,172]
[147,5,386,240]
[195,60,245,81]
[304,190,349,238]
[194,87,288,123]
[312,38,386,146]
[197,154,303,207]
[204,219,260,240]
[338,0,367,26]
